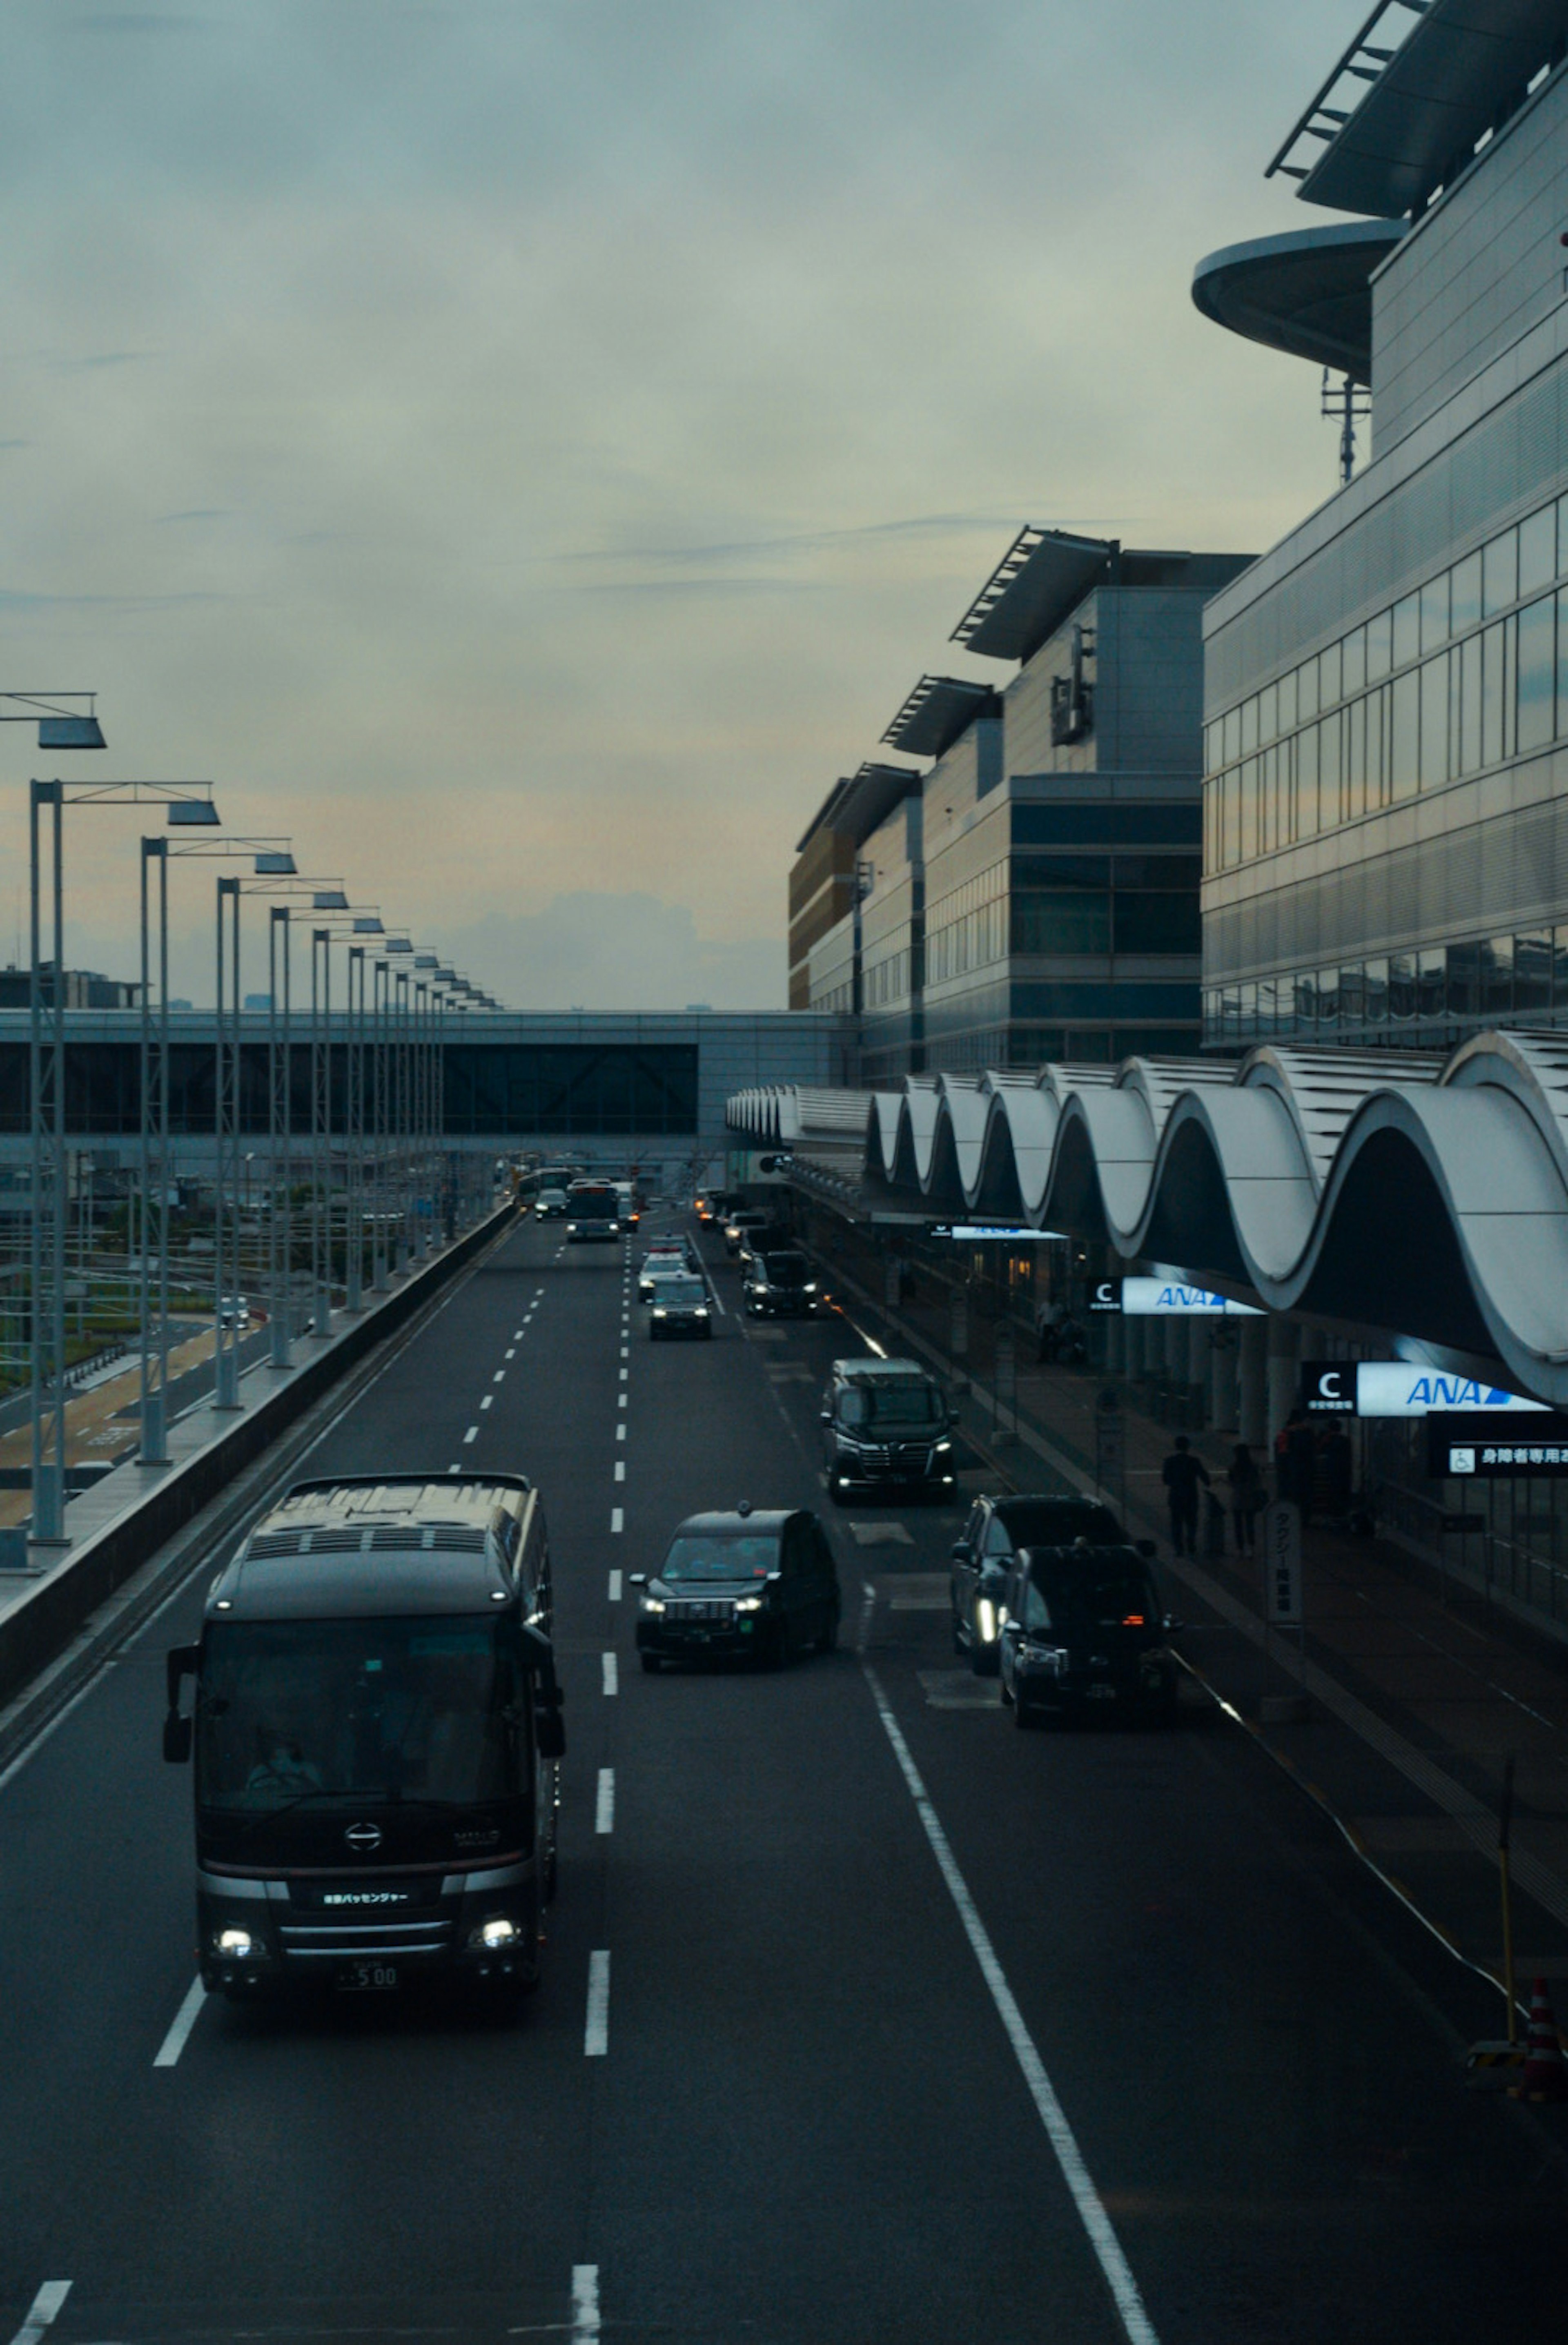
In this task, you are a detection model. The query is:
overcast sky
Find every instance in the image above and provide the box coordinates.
[1,0,1359,1009]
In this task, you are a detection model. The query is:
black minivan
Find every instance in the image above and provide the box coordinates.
[820,1356,956,1503]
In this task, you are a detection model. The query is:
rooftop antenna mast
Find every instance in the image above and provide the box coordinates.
[1321,368,1372,488]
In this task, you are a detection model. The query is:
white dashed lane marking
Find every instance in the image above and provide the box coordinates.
[617,1394,627,1411]
[480,1396,493,1411]
[608,1569,622,1601]
[616,1423,626,1441]
[463,1425,479,1445]
[610,1508,623,1534]
[596,1768,615,1833]
[493,1368,506,1382]
[601,1652,619,1696]
[152,1975,207,2069]
[584,1952,610,2055]
[572,2264,601,2341]
[9,2281,72,2345]
[615,1461,625,1482]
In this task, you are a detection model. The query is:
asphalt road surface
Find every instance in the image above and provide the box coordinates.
[0,1209,1562,2345]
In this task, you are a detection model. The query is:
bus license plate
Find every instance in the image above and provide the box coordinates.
[338,1960,399,1992]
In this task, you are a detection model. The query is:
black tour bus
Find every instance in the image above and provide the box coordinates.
[162,1473,565,2007]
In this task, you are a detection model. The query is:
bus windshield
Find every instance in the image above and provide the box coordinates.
[195,1616,523,1812]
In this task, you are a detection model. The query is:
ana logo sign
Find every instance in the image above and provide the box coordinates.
[1119,1278,1262,1318]
[1354,1363,1548,1419]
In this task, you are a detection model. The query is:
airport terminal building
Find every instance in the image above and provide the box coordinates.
[790,528,1252,1082]
[1196,0,1568,1052]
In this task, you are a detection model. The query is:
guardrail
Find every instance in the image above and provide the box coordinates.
[0,1197,517,1718]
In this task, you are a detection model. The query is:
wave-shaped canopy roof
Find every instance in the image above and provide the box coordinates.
[726,1032,1568,1403]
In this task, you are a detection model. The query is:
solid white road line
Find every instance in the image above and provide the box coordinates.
[596,1768,615,1833]
[615,1461,625,1482]
[584,1951,610,2055]
[601,1652,619,1696]
[860,1665,1160,2345]
[571,2265,600,2342]
[610,1508,623,1534]
[706,1284,726,1316]
[9,2280,71,2345]
[152,1975,208,2069]
[608,1569,622,1601]
[463,1425,478,1443]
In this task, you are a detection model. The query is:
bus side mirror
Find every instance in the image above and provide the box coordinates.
[163,1643,198,1765]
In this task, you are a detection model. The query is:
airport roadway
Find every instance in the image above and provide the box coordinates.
[0,1208,1562,2345]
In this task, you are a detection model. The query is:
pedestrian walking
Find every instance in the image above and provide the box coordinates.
[1034,1294,1063,1363]
[1161,1434,1209,1559]
[1227,1440,1264,1556]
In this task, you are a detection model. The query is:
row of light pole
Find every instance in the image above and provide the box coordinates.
[18,702,499,1549]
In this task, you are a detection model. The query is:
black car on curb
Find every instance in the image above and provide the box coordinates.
[648,1274,713,1339]
[743,1250,825,1318]
[997,1542,1181,1727]
[950,1492,1154,1675]
[821,1357,956,1503]
[633,1505,840,1670]
[161,1474,566,2009]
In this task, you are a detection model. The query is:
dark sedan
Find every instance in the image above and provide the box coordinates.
[951,1492,1152,1675]
[633,1507,840,1671]
[998,1543,1181,1727]
[742,1251,825,1318]
[649,1274,713,1339]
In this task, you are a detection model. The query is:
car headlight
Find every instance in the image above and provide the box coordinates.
[653,1307,667,1318]
[1023,1642,1069,1677]
[566,1221,578,1233]
[935,1439,953,1454]
[608,1222,619,1234]
[640,1595,666,1614]
[467,1915,521,1950]
[214,1927,259,1958]
[734,1595,766,1612]
[695,1306,709,1318]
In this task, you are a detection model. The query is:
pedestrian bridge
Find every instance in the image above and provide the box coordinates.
[726,1031,1568,1406]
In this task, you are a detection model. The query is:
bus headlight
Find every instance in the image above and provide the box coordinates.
[468,1916,521,1950]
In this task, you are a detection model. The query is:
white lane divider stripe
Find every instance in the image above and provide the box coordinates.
[584,1951,610,2055]
[480,1395,493,1411]
[617,1394,627,1411]
[463,1425,478,1445]
[615,1460,625,1482]
[152,1975,208,2069]
[9,2281,71,2345]
[616,1422,626,1441]
[596,1768,615,1833]
[571,2264,600,2341]
[610,1508,623,1534]
[706,1283,726,1316]
[861,1664,1159,2345]
[601,1651,619,1696]
[448,1463,461,1474]
[493,1368,506,1382]
[618,1367,628,1382]
[608,1569,622,1601]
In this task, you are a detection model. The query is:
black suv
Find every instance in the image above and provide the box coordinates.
[632,1507,840,1670]
[743,1250,824,1318]
[951,1492,1152,1675]
[821,1357,956,1503]
[998,1543,1180,1727]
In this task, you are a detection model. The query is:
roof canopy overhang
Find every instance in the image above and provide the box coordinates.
[1270,0,1568,219]
[950,526,1114,665]
[1191,220,1405,383]
[880,675,1000,760]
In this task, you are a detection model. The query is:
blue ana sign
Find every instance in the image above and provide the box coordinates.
[1119,1278,1262,1318]
[929,1224,1066,1243]
[1354,1363,1547,1419]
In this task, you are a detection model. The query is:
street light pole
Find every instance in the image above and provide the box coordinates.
[214,875,242,1409]
[138,839,171,1463]
[268,904,292,1368]
[28,775,218,1549]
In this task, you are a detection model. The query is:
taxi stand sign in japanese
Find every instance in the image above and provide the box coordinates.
[1428,1413,1568,1477]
